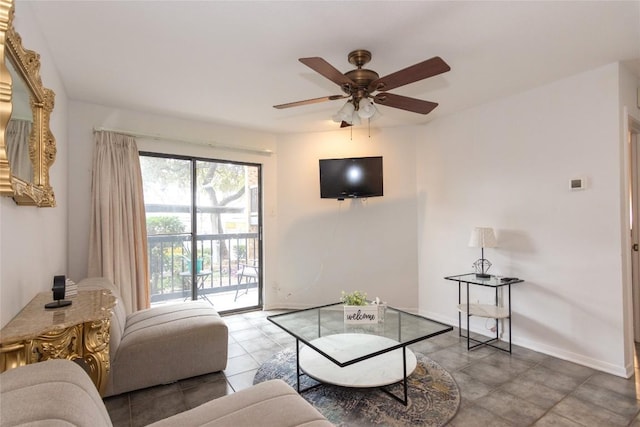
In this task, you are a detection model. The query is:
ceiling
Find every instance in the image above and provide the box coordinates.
[23,1,640,135]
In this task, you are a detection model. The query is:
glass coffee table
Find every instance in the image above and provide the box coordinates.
[268,302,452,405]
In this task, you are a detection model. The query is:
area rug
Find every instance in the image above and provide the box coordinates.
[253,347,460,427]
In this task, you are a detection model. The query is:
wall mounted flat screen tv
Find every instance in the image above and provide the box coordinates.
[319,156,383,200]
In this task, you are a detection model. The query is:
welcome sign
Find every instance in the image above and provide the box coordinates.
[344,305,379,324]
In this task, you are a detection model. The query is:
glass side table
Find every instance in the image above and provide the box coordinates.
[444,273,524,353]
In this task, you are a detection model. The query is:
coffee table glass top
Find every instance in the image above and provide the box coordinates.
[268,302,452,365]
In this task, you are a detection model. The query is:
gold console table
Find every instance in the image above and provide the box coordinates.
[0,289,116,394]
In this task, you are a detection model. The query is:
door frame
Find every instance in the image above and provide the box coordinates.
[629,117,640,341]
[140,151,263,313]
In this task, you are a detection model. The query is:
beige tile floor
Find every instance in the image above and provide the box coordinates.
[104,310,640,427]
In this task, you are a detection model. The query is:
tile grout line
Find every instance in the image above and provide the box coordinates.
[465,354,544,427]
[510,358,586,427]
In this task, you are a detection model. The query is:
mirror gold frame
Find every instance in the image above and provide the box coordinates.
[0,2,56,207]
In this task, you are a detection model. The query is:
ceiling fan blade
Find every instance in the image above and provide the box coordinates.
[340,121,352,128]
[273,94,348,109]
[369,56,450,92]
[373,93,438,114]
[299,57,355,89]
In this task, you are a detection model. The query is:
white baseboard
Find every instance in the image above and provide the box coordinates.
[418,309,630,378]
[512,336,631,378]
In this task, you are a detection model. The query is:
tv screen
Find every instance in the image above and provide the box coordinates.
[319,156,383,200]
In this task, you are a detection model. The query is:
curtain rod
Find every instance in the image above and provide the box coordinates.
[92,127,274,156]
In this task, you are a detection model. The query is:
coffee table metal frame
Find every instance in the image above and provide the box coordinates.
[268,302,452,405]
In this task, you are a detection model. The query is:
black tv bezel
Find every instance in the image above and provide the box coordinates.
[319,156,384,200]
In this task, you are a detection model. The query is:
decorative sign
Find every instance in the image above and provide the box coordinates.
[344,305,379,324]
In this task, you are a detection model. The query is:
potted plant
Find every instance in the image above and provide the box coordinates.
[341,290,378,324]
[340,290,367,306]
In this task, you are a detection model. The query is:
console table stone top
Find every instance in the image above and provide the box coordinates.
[0,289,116,344]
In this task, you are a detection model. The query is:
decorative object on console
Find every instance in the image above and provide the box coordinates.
[44,275,72,309]
[65,278,78,299]
[468,226,497,278]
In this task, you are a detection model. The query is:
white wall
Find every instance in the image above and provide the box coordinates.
[417,62,634,376]
[273,127,419,310]
[0,3,69,327]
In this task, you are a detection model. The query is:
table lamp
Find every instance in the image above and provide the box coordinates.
[468,227,497,278]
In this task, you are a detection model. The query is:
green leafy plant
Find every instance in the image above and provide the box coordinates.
[340,290,368,306]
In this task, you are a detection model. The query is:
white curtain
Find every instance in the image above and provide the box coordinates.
[88,131,149,314]
[6,119,32,181]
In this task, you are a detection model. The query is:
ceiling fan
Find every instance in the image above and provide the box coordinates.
[274,49,450,127]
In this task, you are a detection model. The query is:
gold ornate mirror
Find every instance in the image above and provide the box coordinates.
[0,2,56,207]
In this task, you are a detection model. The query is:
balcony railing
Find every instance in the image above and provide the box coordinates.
[148,232,259,303]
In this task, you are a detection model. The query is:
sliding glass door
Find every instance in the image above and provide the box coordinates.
[140,153,262,313]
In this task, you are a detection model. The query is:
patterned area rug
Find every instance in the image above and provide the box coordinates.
[253,347,460,427]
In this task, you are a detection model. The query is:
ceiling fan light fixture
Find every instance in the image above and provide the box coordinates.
[357,97,376,119]
[332,101,355,123]
[370,106,382,121]
[350,111,361,125]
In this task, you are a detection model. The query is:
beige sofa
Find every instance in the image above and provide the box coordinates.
[77,277,228,396]
[0,359,333,426]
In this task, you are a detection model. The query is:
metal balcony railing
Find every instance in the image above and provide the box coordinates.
[147,232,259,303]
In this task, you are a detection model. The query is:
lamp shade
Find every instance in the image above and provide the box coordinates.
[332,101,355,123]
[357,97,376,119]
[468,227,497,248]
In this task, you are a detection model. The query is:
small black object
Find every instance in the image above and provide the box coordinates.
[501,277,518,282]
[45,275,72,309]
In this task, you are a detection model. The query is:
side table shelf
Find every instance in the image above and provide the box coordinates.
[445,273,524,353]
[456,304,510,319]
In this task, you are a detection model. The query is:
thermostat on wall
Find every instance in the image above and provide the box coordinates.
[570,177,587,191]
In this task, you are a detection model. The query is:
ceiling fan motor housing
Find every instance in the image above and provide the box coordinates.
[345,68,379,91]
[344,49,379,96]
